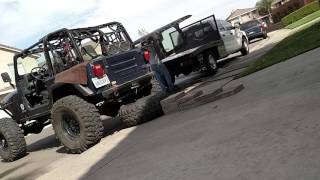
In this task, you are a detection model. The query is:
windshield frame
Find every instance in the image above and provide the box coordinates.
[13,41,54,81]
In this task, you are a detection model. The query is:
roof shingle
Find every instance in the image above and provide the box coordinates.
[226,8,257,21]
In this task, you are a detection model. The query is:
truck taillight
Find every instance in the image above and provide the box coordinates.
[92,64,105,77]
[144,51,151,63]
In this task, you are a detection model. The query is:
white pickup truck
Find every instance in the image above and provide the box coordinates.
[134,14,249,82]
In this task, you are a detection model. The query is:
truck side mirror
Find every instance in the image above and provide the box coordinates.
[1,72,12,83]
[1,72,15,88]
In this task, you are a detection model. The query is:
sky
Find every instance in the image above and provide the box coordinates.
[0,0,257,49]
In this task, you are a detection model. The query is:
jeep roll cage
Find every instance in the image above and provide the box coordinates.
[14,22,133,73]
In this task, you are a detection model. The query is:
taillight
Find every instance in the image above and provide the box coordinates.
[260,24,263,31]
[143,51,151,63]
[92,64,105,77]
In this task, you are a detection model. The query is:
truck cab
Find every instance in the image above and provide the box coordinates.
[216,20,248,58]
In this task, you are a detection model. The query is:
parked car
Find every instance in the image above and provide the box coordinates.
[134,15,249,83]
[240,19,268,41]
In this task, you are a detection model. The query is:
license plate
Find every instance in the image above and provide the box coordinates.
[92,75,110,88]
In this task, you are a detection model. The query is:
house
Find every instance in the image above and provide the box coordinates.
[226,8,272,25]
[0,43,22,100]
[0,43,38,100]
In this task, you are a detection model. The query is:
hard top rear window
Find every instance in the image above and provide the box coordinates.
[240,20,260,30]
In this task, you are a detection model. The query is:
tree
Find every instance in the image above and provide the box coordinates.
[256,0,274,15]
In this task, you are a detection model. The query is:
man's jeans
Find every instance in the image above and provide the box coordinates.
[151,64,174,92]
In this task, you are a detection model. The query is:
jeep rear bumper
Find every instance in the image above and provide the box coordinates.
[102,73,153,99]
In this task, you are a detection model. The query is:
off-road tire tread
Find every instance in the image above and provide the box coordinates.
[51,95,103,154]
[118,92,165,127]
[0,118,27,162]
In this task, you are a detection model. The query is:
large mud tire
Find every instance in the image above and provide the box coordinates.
[118,80,167,127]
[51,95,103,153]
[0,118,27,162]
[118,93,165,127]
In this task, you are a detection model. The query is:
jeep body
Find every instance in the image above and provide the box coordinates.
[1,22,153,135]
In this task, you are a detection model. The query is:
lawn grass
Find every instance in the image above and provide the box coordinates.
[286,10,320,29]
[240,21,320,77]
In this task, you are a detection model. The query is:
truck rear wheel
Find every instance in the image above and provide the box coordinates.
[0,118,27,162]
[51,95,104,153]
[204,51,218,75]
[241,38,249,56]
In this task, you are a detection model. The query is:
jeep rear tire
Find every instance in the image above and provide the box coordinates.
[51,95,104,153]
[118,92,165,127]
[0,118,27,162]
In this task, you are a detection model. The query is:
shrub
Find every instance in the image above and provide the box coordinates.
[282,1,320,26]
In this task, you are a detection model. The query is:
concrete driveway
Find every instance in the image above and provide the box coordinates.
[0,29,295,180]
[38,47,320,180]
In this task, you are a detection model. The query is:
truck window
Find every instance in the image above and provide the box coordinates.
[222,21,233,31]
[170,30,184,48]
[216,20,225,31]
[240,20,259,30]
[161,27,178,52]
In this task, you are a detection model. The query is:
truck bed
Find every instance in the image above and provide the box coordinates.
[162,40,223,63]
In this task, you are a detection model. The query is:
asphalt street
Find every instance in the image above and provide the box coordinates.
[0,31,290,180]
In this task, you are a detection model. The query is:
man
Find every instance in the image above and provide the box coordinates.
[146,38,174,93]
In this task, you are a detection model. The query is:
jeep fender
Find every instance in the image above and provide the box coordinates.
[50,83,94,103]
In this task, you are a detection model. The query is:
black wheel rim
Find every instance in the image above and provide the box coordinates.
[62,113,80,138]
[0,133,8,151]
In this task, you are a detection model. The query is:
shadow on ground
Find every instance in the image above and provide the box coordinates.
[249,38,264,44]
[0,162,28,179]
[27,135,60,152]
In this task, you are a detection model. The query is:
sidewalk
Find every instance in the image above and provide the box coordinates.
[250,29,291,52]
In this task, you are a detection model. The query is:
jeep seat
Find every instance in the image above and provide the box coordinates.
[81,45,98,61]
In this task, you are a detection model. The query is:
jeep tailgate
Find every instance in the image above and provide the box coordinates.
[99,49,149,85]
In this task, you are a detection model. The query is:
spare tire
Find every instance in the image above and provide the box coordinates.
[118,81,167,127]
[118,93,165,127]
[51,95,104,153]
